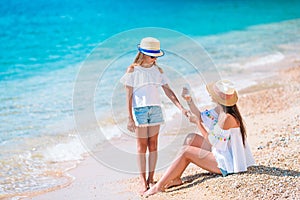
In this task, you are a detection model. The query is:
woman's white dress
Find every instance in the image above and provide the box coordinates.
[201,109,255,175]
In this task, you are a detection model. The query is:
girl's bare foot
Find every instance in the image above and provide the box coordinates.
[138,179,149,195]
[164,178,183,189]
[143,185,164,197]
[139,184,149,196]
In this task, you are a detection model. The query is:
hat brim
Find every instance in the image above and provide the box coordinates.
[137,45,164,57]
[206,82,238,106]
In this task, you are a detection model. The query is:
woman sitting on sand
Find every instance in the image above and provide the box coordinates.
[144,80,255,197]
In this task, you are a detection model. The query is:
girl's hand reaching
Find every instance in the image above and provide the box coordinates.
[181,108,190,117]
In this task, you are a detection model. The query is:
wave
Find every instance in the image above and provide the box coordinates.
[244,52,285,68]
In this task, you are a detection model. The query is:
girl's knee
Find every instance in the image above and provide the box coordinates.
[148,140,158,152]
[137,142,147,153]
[148,135,158,152]
[137,147,147,153]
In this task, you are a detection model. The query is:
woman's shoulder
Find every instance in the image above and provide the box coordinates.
[221,113,239,130]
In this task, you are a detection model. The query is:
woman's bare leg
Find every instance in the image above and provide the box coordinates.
[184,133,212,150]
[147,125,160,186]
[136,127,149,193]
[144,145,221,197]
[165,133,212,188]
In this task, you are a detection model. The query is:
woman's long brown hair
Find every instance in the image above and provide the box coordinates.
[221,104,246,146]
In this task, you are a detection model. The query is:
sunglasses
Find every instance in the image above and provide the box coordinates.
[150,56,157,59]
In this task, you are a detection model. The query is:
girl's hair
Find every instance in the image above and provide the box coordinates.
[221,104,246,146]
[133,52,144,65]
[129,52,164,73]
[133,52,157,65]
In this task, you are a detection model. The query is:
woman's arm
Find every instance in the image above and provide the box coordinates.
[188,115,208,139]
[125,85,136,132]
[162,84,188,117]
[197,121,208,139]
[187,99,202,122]
[181,87,202,122]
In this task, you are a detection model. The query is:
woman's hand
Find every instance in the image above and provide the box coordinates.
[188,114,199,124]
[127,118,136,132]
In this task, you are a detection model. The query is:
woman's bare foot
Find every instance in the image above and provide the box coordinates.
[147,179,156,188]
[149,182,155,188]
[164,178,183,189]
[143,185,164,197]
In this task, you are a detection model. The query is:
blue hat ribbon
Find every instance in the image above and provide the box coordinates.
[138,47,161,54]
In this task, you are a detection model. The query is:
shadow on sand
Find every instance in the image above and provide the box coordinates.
[247,165,300,177]
[167,165,300,192]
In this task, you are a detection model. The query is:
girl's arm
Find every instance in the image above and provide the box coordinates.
[125,85,136,132]
[162,84,188,117]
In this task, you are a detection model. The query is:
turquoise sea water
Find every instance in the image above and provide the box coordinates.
[1,0,300,198]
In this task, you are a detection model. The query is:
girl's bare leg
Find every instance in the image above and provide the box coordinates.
[147,125,160,186]
[136,127,149,193]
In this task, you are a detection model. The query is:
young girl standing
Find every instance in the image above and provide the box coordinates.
[120,37,188,194]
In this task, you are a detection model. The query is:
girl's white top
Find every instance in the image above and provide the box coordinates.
[120,65,169,108]
[201,109,256,173]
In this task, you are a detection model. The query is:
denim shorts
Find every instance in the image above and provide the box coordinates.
[220,168,229,177]
[133,106,164,127]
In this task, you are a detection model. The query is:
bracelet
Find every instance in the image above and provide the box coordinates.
[187,98,193,105]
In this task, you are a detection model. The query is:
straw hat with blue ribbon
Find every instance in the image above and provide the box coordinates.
[138,37,164,57]
[206,80,238,106]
